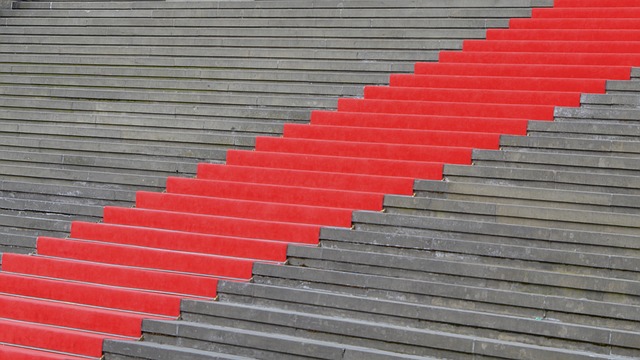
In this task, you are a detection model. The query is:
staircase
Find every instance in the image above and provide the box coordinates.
[105,67,640,358]
[0,0,536,253]
[1,0,640,359]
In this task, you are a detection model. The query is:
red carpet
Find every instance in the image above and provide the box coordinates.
[1,0,639,357]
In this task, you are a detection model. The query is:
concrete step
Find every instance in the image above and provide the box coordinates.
[319,226,640,282]
[0,25,490,39]
[0,53,416,73]
[383,194,640,236]
[555,104,640,122]
[0,44,440,62]
[0,95,311,122]
[0,35,465,51]
[221,275,640,328]
[443,163,640,195]
[153,297,636,359]
[0,108,284,137]
[14,0,548,10]
[500,134,640,157]
[0,63,390,86]
[0,84,338,110]
[471,149,640,177]
[103,340,255,360]
[0,150,197,177]
[413,180,640,215]
[283,243,640,321]
[527,120,640,141]
[0,135,226,163]
[0,8,527,21]
[351,210,640,258]
[0,163,166,190]
[107,320,434,360]
[606,78,640,94]
[0,73,364,97]
[251,256,640,331]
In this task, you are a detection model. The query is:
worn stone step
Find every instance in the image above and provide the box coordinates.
[0,44,439,62]
[0,150,197,176]
[103,340,253,360]
[554,105,640,123]
[19,0,552,9]
[0,196,102,218]
[0,163,166,190]
[581,93,640,109]
[0,96,311,122]
[351,210,640,257]
[0,179,136,204]
[0,85,338,110]
[0,135,226,163]
[0,35,464,51]
[0,227,39,255]
[500,134,640,157]
[170,299,636,358]
[0,74,363,97]
[250,260,640,332]
[0,17,510,32]
[13,0,548,10]
[216,280,640,343]
[413,180,640,214]
[0,122,253,159]
[319,226,640,281]
[0,63,390,86]
[0,54,416,73]
[287,239,640,298]
[107,319,433,360]
[0,108,283,137]
[471,149,640,177]
[443,164,640,195]
[382,195,640,236]
[527,120,640,141]
[0,26,489,39]
[606,79,640,94]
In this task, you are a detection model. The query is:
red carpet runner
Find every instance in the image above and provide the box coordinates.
[1,0,639,358]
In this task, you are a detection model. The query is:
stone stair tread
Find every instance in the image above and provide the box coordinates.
[0,136,227,162]
[0,26,489,39]
[0,35,465,51]
[0,74,364,97]
[216,280,640,335]
[319,226,640,275]
[443,164,640,195]
[286,244,640,298]
[0,108,286,134]
[0,151,197,176]
[0,163,167,189]
[175,300,637,357]
[0,64,390,86]
[0,53,417,73]
[251,261,640,326]
[472,149,640,175]
[414,180,640,213]
[14,0,545,10]
[528,119,640,139]
[0,95,312,122]
[555,106,640,122]
[382,194,640,235]
[352,211,640,256]
[0,84,339,109]
[0,196,103,218]
[103,339,256,360]
[0,180,136,203]
[500,134,640,156]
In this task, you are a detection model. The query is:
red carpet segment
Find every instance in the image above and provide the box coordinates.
[1,1,640,358]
